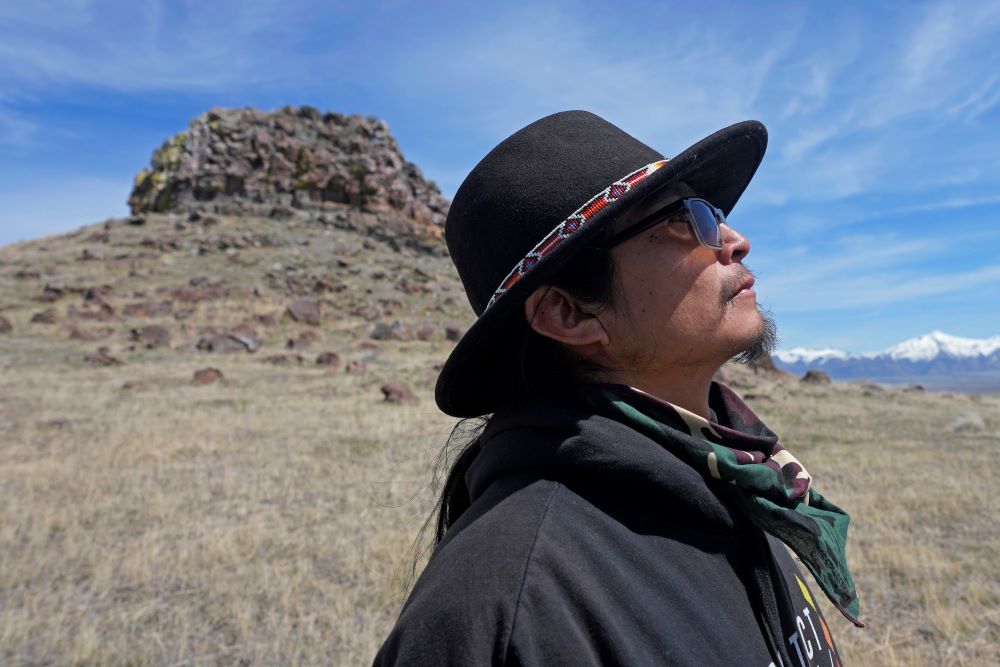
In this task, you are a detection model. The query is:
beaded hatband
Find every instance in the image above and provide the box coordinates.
[486,159,669,310]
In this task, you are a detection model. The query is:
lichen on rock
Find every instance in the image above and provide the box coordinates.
[128,106,450,236]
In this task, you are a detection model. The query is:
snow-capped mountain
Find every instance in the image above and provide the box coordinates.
[773,331,1000,381]
[884,331,1000,361]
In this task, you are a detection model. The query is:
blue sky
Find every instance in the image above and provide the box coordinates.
[1,0,998,353]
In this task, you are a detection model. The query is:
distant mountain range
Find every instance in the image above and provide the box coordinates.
[774,331,1000,385]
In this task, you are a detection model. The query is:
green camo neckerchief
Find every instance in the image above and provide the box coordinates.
[579,382,864,627]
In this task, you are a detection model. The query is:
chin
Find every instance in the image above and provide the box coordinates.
[728,305,778,365]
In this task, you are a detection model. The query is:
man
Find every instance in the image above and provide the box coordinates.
[375,111,862,666]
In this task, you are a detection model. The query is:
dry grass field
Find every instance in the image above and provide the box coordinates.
[1,213,998,666]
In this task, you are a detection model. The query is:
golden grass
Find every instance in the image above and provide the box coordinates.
[2,340,997,666]
[0,335,451,666]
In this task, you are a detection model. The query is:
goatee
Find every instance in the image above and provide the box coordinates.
[731,305,779,365]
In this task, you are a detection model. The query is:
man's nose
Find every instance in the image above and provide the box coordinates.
[717,223,750,263]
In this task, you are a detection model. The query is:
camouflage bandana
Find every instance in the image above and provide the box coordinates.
[580,382,864,627]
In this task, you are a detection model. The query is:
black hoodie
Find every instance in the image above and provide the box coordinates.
[374,387,846,666]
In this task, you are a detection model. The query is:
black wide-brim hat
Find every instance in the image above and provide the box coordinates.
[436,110,767,417]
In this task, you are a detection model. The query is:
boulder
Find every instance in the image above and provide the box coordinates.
[31,308,58,324]
[123,300,173,317]
[371,320,413,341]
[197,325,261,353]
[381,379,416,404]
[193,368,223,384]
[262,354,305,365]
[130,325,171,349]
[286,329,321,349]
[0,315,11,334]
[444,322,463,342]
[85,346,124,367]
[286,297,321,326]
[315,351,341,369]
[801,369,831,384]
[127,106,449,238]
[345,359,367,375]
[67,324,112,341]
[33,285,65,302]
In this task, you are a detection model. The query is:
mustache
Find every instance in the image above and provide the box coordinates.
[721,266,756,308]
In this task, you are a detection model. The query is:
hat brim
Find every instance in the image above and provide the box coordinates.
[435,120,768,417]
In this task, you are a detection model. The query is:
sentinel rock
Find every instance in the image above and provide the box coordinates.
[128,106,449,237]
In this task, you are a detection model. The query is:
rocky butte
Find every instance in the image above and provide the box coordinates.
[129,105,450,239]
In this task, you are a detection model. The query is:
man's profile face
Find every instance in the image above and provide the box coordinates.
[602,196,775,372]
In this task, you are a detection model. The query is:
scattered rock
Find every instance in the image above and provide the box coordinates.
[416,325,436,341]
[742,393,773,402]
[121,379,156,391]
[345,359,367,375]
[197,326,262,353]
[67,301,115,322]
[444,322,463,341]
[82,286,113,305]
[85,346,124,367]
[123,300,173,317]
[351,305,381,321]
[395,276,430,294]
[253,312,278,326]
[262,354,305,365]
[902,384,925,393]
[286,329,320,349]
[371,320,413,341]
[381,379,416,404]
[315,352,341,369]
[0,315,11,334]
[170,281,229,303]
[130,325,171,349]
[286,297,321,326]
[193,367,223,384]
[67,324,113,341]
[852,380,884,392]
[31,308,58,324]
[801,369,831,385]
[33,285,65,302]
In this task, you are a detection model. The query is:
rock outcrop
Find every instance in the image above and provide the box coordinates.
[128,106,449,236]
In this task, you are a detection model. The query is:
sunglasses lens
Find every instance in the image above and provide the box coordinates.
[687,199,723,248]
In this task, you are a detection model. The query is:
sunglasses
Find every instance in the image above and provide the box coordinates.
[595,197,727,250]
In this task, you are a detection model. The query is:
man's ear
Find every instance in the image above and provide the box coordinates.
[524,285,610,348]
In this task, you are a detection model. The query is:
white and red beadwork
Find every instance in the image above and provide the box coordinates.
[486,159,669,310]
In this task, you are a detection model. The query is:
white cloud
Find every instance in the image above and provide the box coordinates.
[386,4,802,149]
[760,256,1000,313]
[0,106,38,146]
[0,1,341,93]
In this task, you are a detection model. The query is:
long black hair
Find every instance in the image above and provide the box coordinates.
[431,243,622,544]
